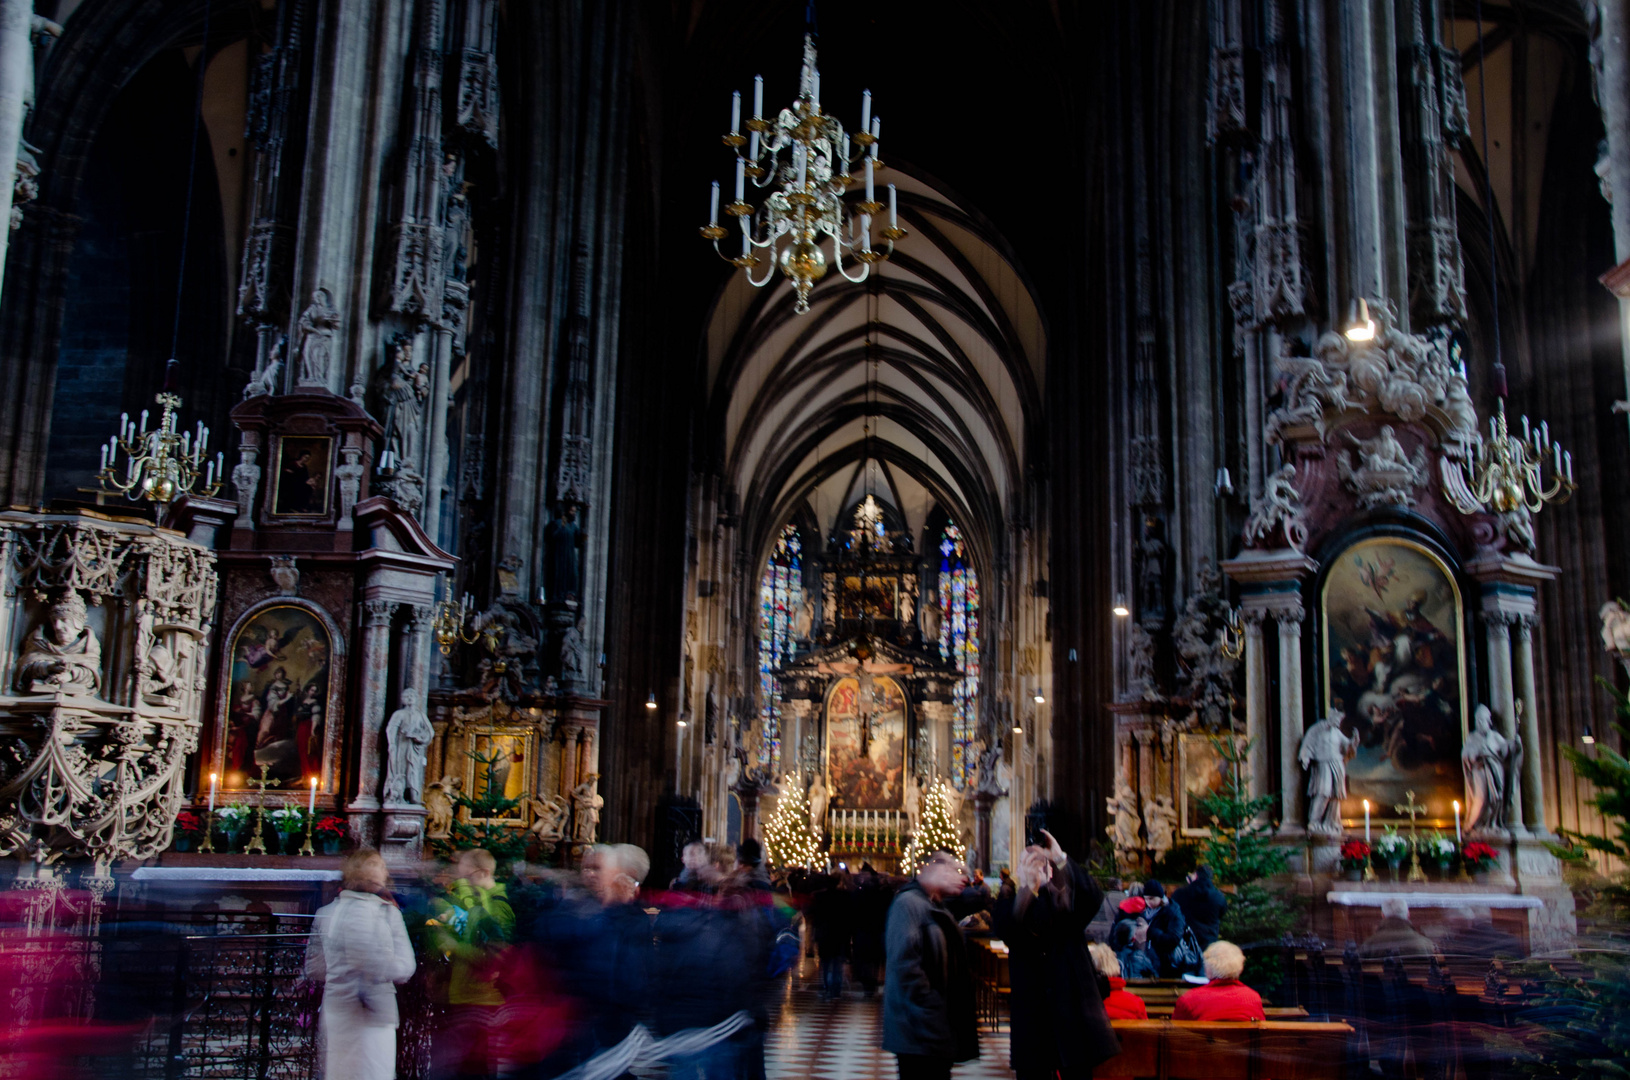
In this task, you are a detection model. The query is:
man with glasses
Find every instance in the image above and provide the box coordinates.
[881,850,979,1080]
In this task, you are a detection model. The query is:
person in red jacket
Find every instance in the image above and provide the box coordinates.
[1087,942,1148,1020]
[1171,941,1265,1022]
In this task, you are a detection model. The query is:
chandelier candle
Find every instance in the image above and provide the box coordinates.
[700,33,907,313]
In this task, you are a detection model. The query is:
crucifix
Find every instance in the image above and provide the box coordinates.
[245,763,281,855]
[1393,790,1426,883]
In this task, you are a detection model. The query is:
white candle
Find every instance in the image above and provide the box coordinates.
[888,183,897,229]
[748,129,759,162]
[797,144,807,188]
[309,776,318,815]
[208,773,217,814]
[865,156,874,203]
[735,158,745,202]
[861,214,871,253]
[840,134,850,176]
[812,70,820,105]
[709,181,719,225]
[1362,799,1370,844]
[871,116,881,146]
[1453,800,1462,845]
[100,444,109,470]
[753,75,763,119]
[861,90,871,133]
[1566,450,1574,483]
[730,90,740,134]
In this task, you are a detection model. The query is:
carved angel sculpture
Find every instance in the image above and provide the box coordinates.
[424,775,462,839]
[527,794,571,844]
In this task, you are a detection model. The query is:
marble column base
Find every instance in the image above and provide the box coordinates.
[381,803,427,861]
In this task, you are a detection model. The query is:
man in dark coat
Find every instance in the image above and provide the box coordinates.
[1141,878,1190,977]
[993,830,1120,1080]
[882,850,978,1080]
[1170,866,1228,948]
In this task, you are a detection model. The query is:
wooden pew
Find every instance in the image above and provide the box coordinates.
[1093,1019,1355,1080]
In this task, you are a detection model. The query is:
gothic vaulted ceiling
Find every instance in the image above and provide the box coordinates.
[701,167,1046,576]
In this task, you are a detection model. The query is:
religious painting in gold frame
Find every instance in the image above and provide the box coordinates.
[217,601,337,792]
[825,675,907,809]
[1179,732,1243,837]
[838,575,898,620]
[270,434,333,518]
[463,726,535,827]
[1321,535,1467,827]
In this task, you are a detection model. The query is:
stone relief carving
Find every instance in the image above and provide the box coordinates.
[1337,426,1430,509]
[15,590,102,696]
[294,288,340,388]
[527,794,570,844]
[269,555,299,596]
[1172,561,1239,729]
[1243,463,1305,550]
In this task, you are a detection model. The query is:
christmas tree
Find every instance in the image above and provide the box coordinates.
[431,745,528,862]
[763,773,823,870]
[904,777,962,873]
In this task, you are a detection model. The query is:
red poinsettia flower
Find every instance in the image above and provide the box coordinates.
[174,810,204,836]
[315,816,349,838]
[1340,840,1372,861]
[1461,841,1497,865]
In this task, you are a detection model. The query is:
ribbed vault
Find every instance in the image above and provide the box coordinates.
[703,167,1046,573]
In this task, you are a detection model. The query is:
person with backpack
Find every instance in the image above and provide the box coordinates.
[993,831,1121,1080]
[1140,878,1198,977]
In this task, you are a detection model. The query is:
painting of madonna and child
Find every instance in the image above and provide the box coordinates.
[1323,537,1466,824]
[825,675,908,809]
[222,606,332,789]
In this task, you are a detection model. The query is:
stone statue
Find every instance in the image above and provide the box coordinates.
[921,588,942,645]
[15,591,101,696]
[1601,600,1630,673]
[232,447,261,520]
[243,340,282,399]
[1244,463,1304,550]
[140,640,183,706]
[542,502,585,604]
[792,596,814,641]
[1462,704,1519,833]
[571,773,603,843]
[1299,709,1356,836]
[383,687,434,804]
[424,774,461,839]
[897,588,915,630]
[527,794,571,844]
[1138,516,1168,618]
[974,740,1006,797]
[965,737,988,794]
[808,772,829,834]
[560,622,590,685]
[1128,624,1160,701]
[295,287,339,387]
[1338,425,1429,509]
[902,773,922,833]
[376,338,430,468]
[1106,782,1142,854]
[1143,793,1178,864]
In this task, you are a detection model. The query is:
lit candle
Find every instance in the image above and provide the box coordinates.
[208,772,218,814]
[861,90,871,134]
[1453,800,1462,845]
[753,75,763,119]
[729,90,740,135]
[309,776,318,815]
[888,183,898,229]
[709,181,719,225]
[1362,799,1371,844]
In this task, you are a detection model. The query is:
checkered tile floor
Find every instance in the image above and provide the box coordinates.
[763,959,1013,1080]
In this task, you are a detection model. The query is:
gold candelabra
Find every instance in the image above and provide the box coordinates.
[1445,398,1575,516]
[700,33,907,314]
[434,592,480,655]
[245,764,280,855]
[1218,607,1245,661]
[97,391,224,504]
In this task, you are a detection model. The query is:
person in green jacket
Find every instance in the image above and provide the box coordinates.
[428,848,515,1080]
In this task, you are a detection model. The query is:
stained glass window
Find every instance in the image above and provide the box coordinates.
[758,524,803,773]
[938,524,980,789]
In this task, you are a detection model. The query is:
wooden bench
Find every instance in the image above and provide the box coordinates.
[1093,1019,1355,1080]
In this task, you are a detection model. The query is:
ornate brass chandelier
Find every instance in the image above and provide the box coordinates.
[99,384,223,504]
[1448,398,1574,514]
[700,33,906,314]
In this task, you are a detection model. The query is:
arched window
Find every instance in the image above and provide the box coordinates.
[938,523,980,789]
[758,523,803,773]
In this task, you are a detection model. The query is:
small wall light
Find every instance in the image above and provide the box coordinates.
[1112,594,1130,618]
[646,692,658,710]
[1583,724,1596,745]
[1032,689,1045,704]
[1344,297,1376,342]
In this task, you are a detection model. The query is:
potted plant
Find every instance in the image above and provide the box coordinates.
[217,804,250,850]
[1339,839,1372,880]
[315,815,348,855]
[1420,831,1456,876]
[1461,840,1498,877]
[173,809,204,853]
[1376,827,1409,878]
[270,806,306,854]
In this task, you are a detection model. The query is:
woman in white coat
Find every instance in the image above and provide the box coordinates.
[306,848,418,1080]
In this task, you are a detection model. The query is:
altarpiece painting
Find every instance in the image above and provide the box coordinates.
[221,604,332,789]
[825,674,907,808]
[1322,536,1466,824]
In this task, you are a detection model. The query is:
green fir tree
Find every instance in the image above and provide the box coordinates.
[764,773,822,870]
[905,778,963,872]
[431,746,529,862]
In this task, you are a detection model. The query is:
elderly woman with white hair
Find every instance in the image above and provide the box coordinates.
[1171,941,1265,1021]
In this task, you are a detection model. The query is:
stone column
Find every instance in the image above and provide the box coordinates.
[1134,728,1157,806]
[1243,609,1270,813]
[973,791,996,873]
[558,724,581,797]
[403,603,433,702]
[348,599,397,840]
[1593,0,1630,422]
[0,0,33,300]
[1513,616,1547,835]
[1275,603,1307,834]
[423,322,456,543]
[1484,610,1525,834]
